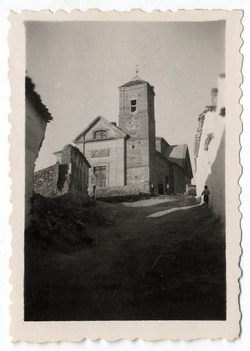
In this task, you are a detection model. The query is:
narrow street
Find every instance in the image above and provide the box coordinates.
[25,197,226,321]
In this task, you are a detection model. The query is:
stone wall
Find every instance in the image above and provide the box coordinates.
[155,152,189,194]
[155,153,171,194]
[173,165,187,193]
[96,184,148,198]
[61,144,90,195]
[34,163,59,197]
[34,144,90,199]
[119,83,151,136]
[118,82,156,191]
[155,137,192,193]
[126,138,150,189]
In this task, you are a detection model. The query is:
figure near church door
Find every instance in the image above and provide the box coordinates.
[158,181,164,195]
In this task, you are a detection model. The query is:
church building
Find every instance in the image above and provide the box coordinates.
[73,74,193,197]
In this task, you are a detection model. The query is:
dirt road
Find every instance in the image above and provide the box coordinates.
[25,197,226,321]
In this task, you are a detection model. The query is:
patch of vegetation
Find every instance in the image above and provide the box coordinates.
[26,193,110,253]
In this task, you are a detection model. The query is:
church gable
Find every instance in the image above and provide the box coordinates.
[74,115,127,144]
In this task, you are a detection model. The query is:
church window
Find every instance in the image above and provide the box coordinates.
[131,99,137,112]
[94,166,106,187]
[94,130,107,139]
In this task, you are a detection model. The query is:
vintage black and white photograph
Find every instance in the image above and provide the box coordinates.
[23,18,228,323]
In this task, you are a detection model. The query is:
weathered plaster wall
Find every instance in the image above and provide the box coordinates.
[25,100,48,227]
[85,138,125,187]
[195,74,225,219]
[126,138,150,191]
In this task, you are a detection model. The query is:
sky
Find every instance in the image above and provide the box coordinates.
[26,20,225,172]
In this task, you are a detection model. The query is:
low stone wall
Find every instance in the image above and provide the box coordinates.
[96,185,149,198]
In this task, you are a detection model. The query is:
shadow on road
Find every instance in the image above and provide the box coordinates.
[25,196,226,321]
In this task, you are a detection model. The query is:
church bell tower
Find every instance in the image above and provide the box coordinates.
[118,72,156,193]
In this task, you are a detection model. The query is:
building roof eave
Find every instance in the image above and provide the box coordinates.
[26,76,53,123]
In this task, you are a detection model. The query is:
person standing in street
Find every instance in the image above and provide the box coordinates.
[202,185,210,207]
[91,173,97,199]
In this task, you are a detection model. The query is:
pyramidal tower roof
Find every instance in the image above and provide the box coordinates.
[119,74,148,88]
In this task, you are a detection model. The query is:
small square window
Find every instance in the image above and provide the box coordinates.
[94,130,107,139]
[131,100,137,112]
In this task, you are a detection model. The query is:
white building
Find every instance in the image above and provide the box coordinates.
[194,74,225,219]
